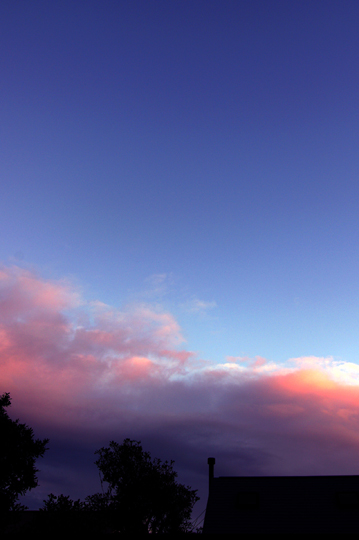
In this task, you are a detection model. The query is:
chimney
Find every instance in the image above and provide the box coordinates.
[208,457,215,489]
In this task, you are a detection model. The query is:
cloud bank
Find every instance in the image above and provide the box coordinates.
[1,265,359,510]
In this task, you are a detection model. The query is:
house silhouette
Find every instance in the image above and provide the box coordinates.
[203,458,359,534]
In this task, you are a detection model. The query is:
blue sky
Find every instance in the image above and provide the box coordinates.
[2,1,359,516]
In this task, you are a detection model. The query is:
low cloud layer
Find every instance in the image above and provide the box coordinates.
[1,265,359,511]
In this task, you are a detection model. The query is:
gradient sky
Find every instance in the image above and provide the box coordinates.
[2,0,359,521]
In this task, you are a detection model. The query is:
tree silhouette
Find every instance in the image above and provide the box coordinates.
[94,438,199,534]
[41,493,86,511]
[0,392,49,512]
[41,439,199,533]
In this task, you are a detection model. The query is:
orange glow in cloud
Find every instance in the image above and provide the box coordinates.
[274,369,337,393]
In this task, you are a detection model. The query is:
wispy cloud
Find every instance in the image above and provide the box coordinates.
[129,272,175,303]
[181,297,217,316]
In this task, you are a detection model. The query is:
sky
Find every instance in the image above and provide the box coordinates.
[2,0,359,523]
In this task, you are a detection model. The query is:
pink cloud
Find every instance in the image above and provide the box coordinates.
[2,264,359,509]
[0,265,194,419]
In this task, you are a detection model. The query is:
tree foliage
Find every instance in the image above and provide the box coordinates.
[41,493,86,511]
[94,438,199,534]
[41,438,199,534]
[0,392,49,512]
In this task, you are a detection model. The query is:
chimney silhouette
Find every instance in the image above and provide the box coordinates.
[208,457,215,489]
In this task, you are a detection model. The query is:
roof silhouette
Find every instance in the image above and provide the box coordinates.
[203,459,359,534]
